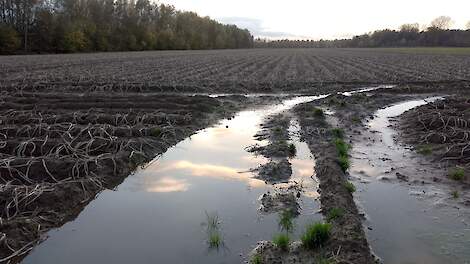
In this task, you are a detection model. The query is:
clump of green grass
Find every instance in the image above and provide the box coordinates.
[205,212,223,249]
[331,128,344,139]
[209,232,221,248]
[344,181,356,193]
[250,254,262,264]
[288,143,297,157]
[417,145,432,155]
[451,190,460,199]
[327,207,345,222]
[278,210,295,233]
[334,139,350,157]
[301,222,332,249]
[449,167,465,181]
[334,138,350,172]
[338,155,350,172]
[272,233,290,251]
[149,127,162,137]
[312,107,325,118]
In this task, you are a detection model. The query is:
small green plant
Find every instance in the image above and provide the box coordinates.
[331,128,344,139]
[301,222,332,249]
[150,127,162,137]
[449,167,465,181]
[451,190,460,199]
[313,107,325,118]
[250,254,262,264]
[344,181,356,193]
[327,207,345,222]
[338,155,350,172]
[205,211,223,249]
[272,233,290,251]
[417,145,432,155]
[209,232,221,248]
[334,138,350,157]
[278,210,295,233]
[288,143,297,157]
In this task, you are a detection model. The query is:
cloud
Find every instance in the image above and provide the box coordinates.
[146,177,190,193]
[217,17,307,39]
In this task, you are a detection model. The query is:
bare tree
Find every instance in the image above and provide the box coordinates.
[430,16,453,30]
[466,21,470,30]
[400,23,420,32]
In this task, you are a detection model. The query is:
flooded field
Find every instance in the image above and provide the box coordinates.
[1,48,470,264]
[22,97,324,263]
[350,98,470,264]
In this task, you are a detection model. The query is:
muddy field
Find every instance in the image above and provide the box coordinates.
[1,49,470,263]
[0,90,280,262]
[1,49,470,93]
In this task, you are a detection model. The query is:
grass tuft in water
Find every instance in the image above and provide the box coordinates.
[344,181,356,193]
[449,167,465,181]
[301,222,332,249]
[250,254,262,264]
[209,232,221,248]
[272,233,290,251]
[278,210,295,233]
[451,190,460,199]
[327,207,345,222]
[205,211,223,249]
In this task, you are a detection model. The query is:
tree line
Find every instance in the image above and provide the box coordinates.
[255,16,470,49]
[0,0,253,54]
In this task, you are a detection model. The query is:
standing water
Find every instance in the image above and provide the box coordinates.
[23,96,325,264]
[350,97,470,264]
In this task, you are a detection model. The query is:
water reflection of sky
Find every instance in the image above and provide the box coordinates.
[23,96,323,264]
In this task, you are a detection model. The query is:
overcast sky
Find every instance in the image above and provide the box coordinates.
[164,0,470,39]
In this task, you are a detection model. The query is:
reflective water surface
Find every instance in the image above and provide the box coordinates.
[23,96,323,264]
[350,98,470,264]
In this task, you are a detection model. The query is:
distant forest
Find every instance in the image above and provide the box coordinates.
[0,0,254,54]
[256,17,470,48]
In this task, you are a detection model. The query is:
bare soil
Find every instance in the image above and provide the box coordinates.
[2,49,470,94]
[399,96,470,184]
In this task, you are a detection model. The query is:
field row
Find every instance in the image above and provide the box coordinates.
[1,49,470,92]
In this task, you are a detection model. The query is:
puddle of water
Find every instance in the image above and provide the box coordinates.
[339,84,395,96]
[350,98,470,264]
[23,96,324,264]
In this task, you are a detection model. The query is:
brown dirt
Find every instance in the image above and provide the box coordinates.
[294,104,376,264]
[399,96,470,184]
